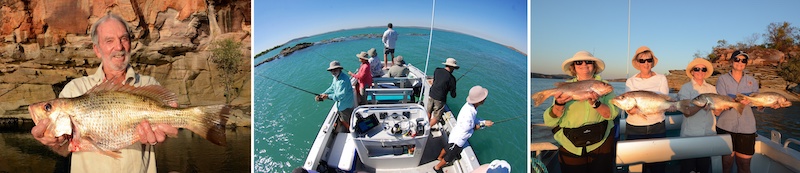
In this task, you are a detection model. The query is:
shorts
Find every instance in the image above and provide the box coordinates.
[443,143,464,162]
[426,97,445,120]
[716,127,756,155]
[337,107,354,124]
[384,47,395,54]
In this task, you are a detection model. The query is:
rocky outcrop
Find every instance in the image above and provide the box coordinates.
[713,48,788,66]
[0,0,252,126]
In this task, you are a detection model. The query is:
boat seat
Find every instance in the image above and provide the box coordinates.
[372,77,416,88]
[365,88,414,104]
[327,134,357,172]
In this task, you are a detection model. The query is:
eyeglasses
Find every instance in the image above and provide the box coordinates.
[732,57,748,63]
[637,58,654,63]
[692,67,708,72]
[573,60,595,65]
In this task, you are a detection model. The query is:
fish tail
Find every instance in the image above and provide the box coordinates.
[532,89,554,107]
[185,105,230,146]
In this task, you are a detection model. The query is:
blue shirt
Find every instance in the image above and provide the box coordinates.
[715,71,758,133]
[323,72,355,111]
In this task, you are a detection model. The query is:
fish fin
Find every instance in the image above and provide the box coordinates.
[99,150,123,159]
[85,81,177,106]
[657,94,672,101]
[184,105,230,146]
[532,89,555,107]
[554,82,568,88]
[757,106,765,112]
[733,102,745,114]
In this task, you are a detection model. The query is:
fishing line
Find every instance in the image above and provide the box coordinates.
[456,65,477,81]
[493,115,525,124]
[255,73,320,96]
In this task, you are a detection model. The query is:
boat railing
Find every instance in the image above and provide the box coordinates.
[761,130,800,172]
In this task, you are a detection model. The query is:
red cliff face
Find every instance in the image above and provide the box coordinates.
[0,0,252,126]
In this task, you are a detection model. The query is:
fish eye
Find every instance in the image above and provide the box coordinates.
[44,103,52,112]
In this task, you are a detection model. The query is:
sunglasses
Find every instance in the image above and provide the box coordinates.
[732,57,748,63]
[637,58,654,63]
[692,67,708,72]
[573,60,595,65]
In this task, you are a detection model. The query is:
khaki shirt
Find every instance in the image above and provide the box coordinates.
[60,63,160,173]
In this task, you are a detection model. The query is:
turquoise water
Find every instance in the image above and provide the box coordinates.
[254,27,528,172]
[530,78,800,150]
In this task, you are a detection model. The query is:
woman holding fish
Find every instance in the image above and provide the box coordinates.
[624,46,670,173]
[676,58,718,173]
[541,51,619,173]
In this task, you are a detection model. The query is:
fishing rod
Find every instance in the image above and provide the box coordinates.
[255,73,320,96]
[456,65,477,81]
[492,115,526,124]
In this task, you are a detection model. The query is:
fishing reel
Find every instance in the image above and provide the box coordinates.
[314,95,324,102]
[383,112,414,136]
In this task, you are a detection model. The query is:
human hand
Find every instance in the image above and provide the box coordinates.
[319,94,329,100]
[31,119,70,156]
[771,104,781,109]
[739,99,751,105]
[484,120,494,127]
[666,105,678,112]
[553,91,573,106]
[137,120,178,145]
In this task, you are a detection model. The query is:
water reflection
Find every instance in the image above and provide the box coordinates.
[0,124,250,173]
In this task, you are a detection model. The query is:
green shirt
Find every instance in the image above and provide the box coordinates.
[543,75,619,155]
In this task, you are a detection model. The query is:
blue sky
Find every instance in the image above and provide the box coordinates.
[531,0,800,79]
[253,0,527,55]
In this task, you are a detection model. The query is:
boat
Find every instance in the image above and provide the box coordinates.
[303,63,481,172]
[530,112,800,173]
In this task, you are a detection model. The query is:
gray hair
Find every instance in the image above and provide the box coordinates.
[90,13,133,46]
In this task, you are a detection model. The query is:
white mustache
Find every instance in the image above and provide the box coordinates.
[110,51,128,57]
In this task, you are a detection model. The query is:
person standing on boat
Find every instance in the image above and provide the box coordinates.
[427,58,459,128]
[318,61,355,132]
[716,50,760,173]
[367,48,385,78]
[543,51,618,173]
[349,52,373,105]
[677,58,717,173]
[433,85,494,173]
[624,46,669,173]
[382,23,398,68]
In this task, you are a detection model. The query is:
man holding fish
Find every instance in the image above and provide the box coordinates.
[30,13,180,173]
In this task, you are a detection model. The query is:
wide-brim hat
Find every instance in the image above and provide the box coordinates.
[395,55,405,65]
[561,51,605,76]
[486,160,511,173]
[442,58,459,69]
[367,48,377,57]
[356,51,368,61]
[466,85,488,104]
[632,46,659,71]
[685,58,713,79]
[327,61,343,71]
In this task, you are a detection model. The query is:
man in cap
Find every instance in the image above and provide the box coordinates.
[387,55,409,78]
[382,23,398,68]
[348,52,373,105]
[427,58,459,127]
[30,13,178,173]
[433,85,494,173]
[367,48,385,77]
[318,61,355,132]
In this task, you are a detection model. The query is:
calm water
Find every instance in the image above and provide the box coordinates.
[0,124,250,172]
[530,78,800,150]
[254,27,528,172]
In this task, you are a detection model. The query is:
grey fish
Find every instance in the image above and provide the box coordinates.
[531,80,614,107]
[691,93,745,114]
[611,91,687,116]
[736,92,792,111]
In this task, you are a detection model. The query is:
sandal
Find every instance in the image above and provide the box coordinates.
[433,166,444,173]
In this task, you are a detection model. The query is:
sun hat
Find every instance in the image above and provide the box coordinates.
[685,58,713,79]
[442,58,460,69]
[356,51,368,61]
[326,61,343,71]
[395,55,405,65]
[632,46,659,71]
[486,160,511,173]
[367,48,377,57]
[466,85,488,104]
[560,51,605,76]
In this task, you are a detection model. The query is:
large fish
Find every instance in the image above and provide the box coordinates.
[736,92,792,111]
[691,93,745,114]
[610,91,689,116]
[531,80,614,107]
[28,82,229,158]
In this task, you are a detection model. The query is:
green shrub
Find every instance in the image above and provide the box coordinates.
[211,38,244,104]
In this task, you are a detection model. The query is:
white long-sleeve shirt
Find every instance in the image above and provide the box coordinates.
[382,28,397,49]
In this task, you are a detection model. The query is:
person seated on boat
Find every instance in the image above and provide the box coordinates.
[544,51,618,173]
[624,46,670,173]
[433,86,494,173]
[471,159,511,173]
[427,58,459,128]
[349,52,373,105]
[716,50,759,173]
[318,61,355,132]
[388,55,409,78]
[367,48,385,78]
[677,58,717,173]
